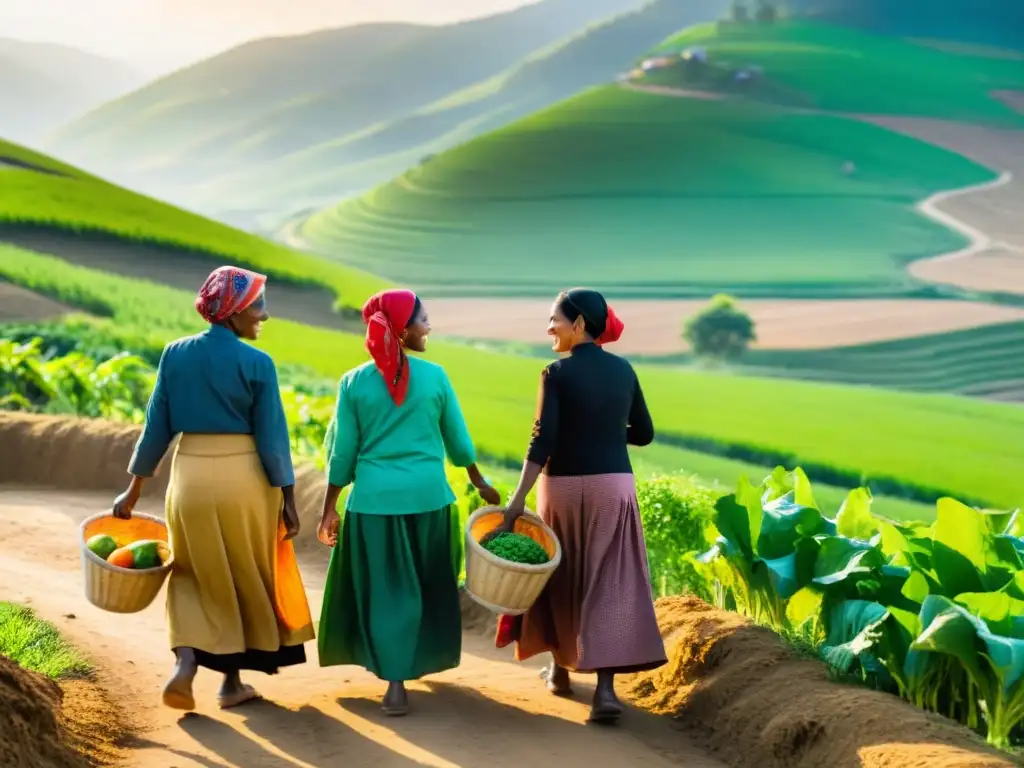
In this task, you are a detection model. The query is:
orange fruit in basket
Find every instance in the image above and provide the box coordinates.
[107,547,135,569]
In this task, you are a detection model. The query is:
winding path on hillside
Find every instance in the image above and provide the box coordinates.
[0,485,722,768]
[622,81,1024,298]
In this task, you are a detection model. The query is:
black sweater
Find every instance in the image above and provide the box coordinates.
[526,342,654,476]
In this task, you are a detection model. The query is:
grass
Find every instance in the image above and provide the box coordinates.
[0,602,90,679]
[648,19,1024,125]
[0,138,390,312]
[4,244,1024,514]
[302,85,993,298]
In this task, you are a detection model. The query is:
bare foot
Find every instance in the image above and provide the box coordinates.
[161,648,197,711]
[539,664,573,697]
[217,671,262,710]
[589,671,623,724]
[382,681,409,717]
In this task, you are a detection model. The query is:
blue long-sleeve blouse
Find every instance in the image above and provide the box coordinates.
[128,324,295,487]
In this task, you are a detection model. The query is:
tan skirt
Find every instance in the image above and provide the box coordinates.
[165,434,315,673]
[514,473,667,674]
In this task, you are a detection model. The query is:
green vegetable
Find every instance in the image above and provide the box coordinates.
[85,534,117,561]
[483,532,549,565]
[127,540,161,569]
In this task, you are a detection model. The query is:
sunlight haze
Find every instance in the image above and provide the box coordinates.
[0,0,535,73]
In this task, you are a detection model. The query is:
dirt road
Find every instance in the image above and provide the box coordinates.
[0,485,722,768]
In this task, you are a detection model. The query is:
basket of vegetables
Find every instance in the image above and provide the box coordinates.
[80,512,174,614]
[464,506,561,616]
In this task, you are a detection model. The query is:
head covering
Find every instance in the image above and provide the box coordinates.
[558,288,624,346]
[195,266,267,324]
[362,288,419,406]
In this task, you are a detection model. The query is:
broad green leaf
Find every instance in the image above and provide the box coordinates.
[836,487,879,540]
[820,599,889,675]
[786,587,823,627]
[901,570,932,603]
[932,498,988,597]
[955,592,1024,639]
[912,595,989,691]
[758,492,827,560]
[812,537,883,586]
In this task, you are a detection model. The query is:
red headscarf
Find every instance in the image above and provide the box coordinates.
[596,305,624,346]
[362,288,419,406]
[195,266,267,324]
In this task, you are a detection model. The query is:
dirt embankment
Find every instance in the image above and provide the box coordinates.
[625,596,1016,768]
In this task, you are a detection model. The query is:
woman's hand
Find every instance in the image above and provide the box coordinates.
[282,496,301,541]
[477,483,501,507]
[500,499,526,533]
[112,482,141,520]
[317,511,340,547]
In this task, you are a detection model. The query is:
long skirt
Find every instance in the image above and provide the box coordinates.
[318,506,462,681]
[513,473,667,674]
[165,434,315,674]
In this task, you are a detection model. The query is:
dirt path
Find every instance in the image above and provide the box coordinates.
[0,485,722,768]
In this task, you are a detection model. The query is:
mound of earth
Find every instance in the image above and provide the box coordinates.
[0,655,87,768]
[625,596,1015,768]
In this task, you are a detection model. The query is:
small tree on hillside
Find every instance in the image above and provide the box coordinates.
[683,294,757,360]
[755,1,777,23]
[731,1,750,22]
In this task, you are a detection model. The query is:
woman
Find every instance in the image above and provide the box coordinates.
[496,288,666,724]
[316,288,499,717]
[112,266,315,711]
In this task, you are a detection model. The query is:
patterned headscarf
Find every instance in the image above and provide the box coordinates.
[362,288,419,406]
[195,266,267,324]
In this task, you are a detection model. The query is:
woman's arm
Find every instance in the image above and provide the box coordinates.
[253,356,300,538]
[438,371,500,504]
[503,366,559,528]
[116,345,173,518]
[627,374,655,447]
[318,378,359,547]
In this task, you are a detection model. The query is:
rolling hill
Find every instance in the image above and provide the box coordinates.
[47,0,648,219]
[186,0,732,214]
[0,39,143,148]
[643,19,1024,125]
[785,0,1024,51]
[300,85,992,298]
[0,137,387,318]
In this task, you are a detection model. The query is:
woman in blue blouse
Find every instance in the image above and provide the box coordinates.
[112,266,315,711]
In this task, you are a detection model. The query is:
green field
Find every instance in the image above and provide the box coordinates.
[303,86,993,297]
[0,138,389,312]
[615,321,1024,398]
[647,20,1024,125]
[4,242,1024,515]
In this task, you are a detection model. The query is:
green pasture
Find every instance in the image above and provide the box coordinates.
[303,86,993,297]
[615,321,1024,399]
[649,20,1024,125]
[0,138,389,312]
[4,244,1023,514]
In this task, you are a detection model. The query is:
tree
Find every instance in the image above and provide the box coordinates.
[755,1,777,23]
[731,2,750,22]
[683,294,757,360]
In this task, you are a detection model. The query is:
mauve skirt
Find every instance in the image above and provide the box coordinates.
[513,473,667,674]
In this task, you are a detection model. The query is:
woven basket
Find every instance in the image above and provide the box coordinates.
[80,512,174,614]
[464,506,561,616]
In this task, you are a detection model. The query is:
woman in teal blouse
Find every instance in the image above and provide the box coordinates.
[317,288,498,717]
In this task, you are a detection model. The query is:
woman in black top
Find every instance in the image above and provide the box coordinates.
[496,288,666,724]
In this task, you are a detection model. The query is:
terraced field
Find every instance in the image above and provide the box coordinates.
[303,86,993,298]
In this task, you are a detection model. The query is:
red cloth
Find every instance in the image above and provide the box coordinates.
[195,266,267,324]
[595,305,624,346]
[362,289,418,405]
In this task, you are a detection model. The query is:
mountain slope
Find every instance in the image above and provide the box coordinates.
[48,0,644,215]
[197,0,731,215]
[785,0,1024,50]
[0,39,142,147]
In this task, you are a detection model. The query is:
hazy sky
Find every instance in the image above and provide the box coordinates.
[0,0,534,73]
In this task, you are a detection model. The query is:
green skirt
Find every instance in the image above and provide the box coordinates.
[318,506,463,681]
